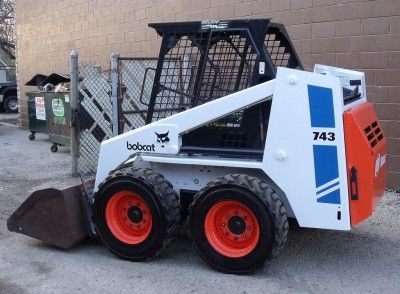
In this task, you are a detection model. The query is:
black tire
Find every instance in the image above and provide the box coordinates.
[93,167,181,260]
[188,174,288,273]
[4,96,18,113]
[29,133,35,141]
[50,144,58,152]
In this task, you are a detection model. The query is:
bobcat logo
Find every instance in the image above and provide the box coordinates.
[155,131,170,147]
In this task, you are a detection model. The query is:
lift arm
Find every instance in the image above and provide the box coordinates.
[94,79,276,191]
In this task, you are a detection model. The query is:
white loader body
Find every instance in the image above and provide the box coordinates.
[95,66,367,231]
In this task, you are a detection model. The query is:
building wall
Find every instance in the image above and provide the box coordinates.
[15,0,400,189]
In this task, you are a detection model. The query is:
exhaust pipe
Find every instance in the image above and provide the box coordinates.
[7,185,92,249]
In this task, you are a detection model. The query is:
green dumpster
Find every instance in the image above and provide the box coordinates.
[27,92,48,140]
[44,92,71,152]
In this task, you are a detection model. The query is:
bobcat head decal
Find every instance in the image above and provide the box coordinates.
[155,131,170,147]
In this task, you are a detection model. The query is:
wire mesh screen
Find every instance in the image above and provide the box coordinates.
[77,63,113,175]
[265,24,302,69]
[265,33,291,67]
[150,54,189,122]
[117,58,158,134]
[148,31,258,123]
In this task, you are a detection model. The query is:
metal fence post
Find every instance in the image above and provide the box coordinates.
[70,49,79,176]
[111,52,119,136]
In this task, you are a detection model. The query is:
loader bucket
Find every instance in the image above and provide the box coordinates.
[7,185,91,249]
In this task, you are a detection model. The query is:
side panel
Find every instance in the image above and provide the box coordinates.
[264,67,350,230]
[149,162,295,218]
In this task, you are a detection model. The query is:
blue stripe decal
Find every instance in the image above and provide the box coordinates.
[316,181,340,195]
[313,145,339,188]
[308,84,341,205]
[313,145,341,204]
[317,189,341,204]
[308,85,335,128]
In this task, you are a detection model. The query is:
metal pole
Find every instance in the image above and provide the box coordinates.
[111,52,119,136]
[70,49,79,176]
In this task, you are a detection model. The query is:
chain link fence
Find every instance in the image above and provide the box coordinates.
[76,62,113,175]
[74,55,157,176]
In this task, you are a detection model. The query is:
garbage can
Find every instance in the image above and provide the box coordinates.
[27,92,48,140]
[44,92,71,152]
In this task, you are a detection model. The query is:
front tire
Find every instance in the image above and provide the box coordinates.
[4,96,18,113]
[188,174,288,273]
[93,168,181,260]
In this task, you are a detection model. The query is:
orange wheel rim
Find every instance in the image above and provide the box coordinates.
[204,200,260,258]
[106,191,153,245]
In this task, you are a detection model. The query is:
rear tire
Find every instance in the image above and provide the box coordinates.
[4,96,18,113]
[93,167,181,260]
[188,174,288,273]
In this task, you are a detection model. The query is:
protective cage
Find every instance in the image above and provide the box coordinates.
[117,19,302,157]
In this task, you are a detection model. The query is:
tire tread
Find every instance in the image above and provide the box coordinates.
[97,167,181,259]
[188,174,288,267]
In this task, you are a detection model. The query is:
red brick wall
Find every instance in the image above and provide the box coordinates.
[15,0,400,189]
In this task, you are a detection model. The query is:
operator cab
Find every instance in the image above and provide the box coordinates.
[140,19,302,160]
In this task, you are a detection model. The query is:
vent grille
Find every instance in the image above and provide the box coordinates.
[364,121,383,148]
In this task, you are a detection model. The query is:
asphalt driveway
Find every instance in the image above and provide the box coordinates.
[1,122,399,294]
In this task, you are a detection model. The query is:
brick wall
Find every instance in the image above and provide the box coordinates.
[15,0,400,189]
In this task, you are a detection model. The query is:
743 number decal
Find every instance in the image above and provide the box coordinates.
[313,131,335,141]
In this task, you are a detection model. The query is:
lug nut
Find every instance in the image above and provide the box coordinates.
[129,224,132,228]
[128,202,132,206]
[234,211,239,216]
[137,225,141,229]
[225,232,230,236]
[247,226,251,230]
[222,223,226,226]
[243,234,247,238]
[234,237,238,241]
[123,208,126,211]
[226,214,230,218]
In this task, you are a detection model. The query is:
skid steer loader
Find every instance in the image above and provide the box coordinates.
[8,19,387,273]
